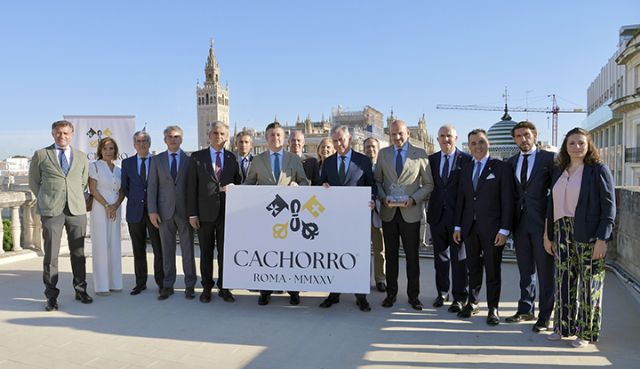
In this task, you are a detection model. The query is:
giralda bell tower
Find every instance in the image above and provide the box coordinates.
[196,42,229,149]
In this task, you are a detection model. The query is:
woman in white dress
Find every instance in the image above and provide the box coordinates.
[89,137,125,295]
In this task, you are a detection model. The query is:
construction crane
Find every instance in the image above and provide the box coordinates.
[436,93,586,146]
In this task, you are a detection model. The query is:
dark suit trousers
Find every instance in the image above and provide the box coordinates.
[513,219,555,319]
[382,209,421,300]
[41,206,87,299]
[128,208,164,289]
[465,223,504,309]
[430,220,468,302]
[198,220,226,290]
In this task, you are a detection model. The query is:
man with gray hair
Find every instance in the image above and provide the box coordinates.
[148,125,197,301]
[289,130,321,185]
[427,124,471,312]
[187,122,242,303]
[121,130,164,295]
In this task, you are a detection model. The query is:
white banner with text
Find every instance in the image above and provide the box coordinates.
[223,186,371,293]
[64,115,136,163]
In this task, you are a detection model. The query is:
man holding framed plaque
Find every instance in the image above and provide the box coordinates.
[374,120,434,310]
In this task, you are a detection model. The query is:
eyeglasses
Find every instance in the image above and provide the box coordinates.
[135,140,150,144]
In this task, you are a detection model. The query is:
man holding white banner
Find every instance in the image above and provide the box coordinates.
[243,121,310,306]
[318,126,375,312]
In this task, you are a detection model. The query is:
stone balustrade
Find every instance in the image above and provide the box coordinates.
[0,189,40,254]
[611,187,640,283]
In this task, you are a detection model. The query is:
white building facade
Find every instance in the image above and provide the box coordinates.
[583,25,639,185]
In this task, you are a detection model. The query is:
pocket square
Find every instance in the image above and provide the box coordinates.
[486,173,496,180]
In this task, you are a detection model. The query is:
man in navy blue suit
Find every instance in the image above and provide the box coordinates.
[121,130,164,295]
[318,126,374,312]
[506,121,555,332]
[187,122,243,303]
[453,129,514,326]
[427,125,471,313]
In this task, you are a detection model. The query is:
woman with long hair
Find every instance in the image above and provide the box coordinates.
[544,127,615,348]
[316,137,335,175]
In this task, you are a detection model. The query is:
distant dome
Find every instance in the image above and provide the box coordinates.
[487,110,517,145]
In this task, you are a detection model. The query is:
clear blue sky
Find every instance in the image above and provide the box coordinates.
[0,0,637,158]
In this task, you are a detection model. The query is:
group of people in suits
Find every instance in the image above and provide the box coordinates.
[29,118,615,348]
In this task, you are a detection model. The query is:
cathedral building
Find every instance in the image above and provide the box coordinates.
[196,44,230,149]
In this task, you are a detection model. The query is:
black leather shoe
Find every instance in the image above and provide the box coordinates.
[356,298,371,312]
[218,289,235,303]
[432,295,448,308]
[199,289,212,303]
[185,287,195,300]
[487,308,500,326]
[409,299,423,311]
[258,293,271,306]
[319,294,340,308]
[289,293,300,305]
[45,298,58,311]
[130,285,147,296]
[457,303,479,318]
[75,291,93,304]
[532,318,551,333]
[448,300,464,313]
[381,296,396,308]
[505,312,536,323]
[158,287,174,300]
[376,282,387,292]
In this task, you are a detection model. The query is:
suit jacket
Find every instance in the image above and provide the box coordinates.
[427,149,472,226]
[320,150,374,191]
[236,153,253,183]
[147,149,190,220]
[187,148,242,223]
[244,150,310,186]
[507,149,555,233]
[301,154,322,185]
[121,154,152,223]
[455,157,515,239]
[374,143,434,223]
[546,162,616,243]
[29,144,88,216]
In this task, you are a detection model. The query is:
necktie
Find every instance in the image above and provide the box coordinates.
[273,153,280,183]
[472,161,482,191]
[170,153,178,182]
[241,157,247,179]
[140,157,147,185]
[58,148,70,176]
[339,156,346,183]
[441,154,450,184]
[395,148,403,177]
[215,151,222,179]
[520,154,530,188]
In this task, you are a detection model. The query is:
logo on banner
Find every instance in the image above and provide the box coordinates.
[86,127,113,148]
[266,194,325,240]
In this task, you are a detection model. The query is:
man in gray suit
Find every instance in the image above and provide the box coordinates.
[244,121,310,305]
[29,120,93,311]
[148,125,197,300]
[375,119,434,311]
[234,130,253,182]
